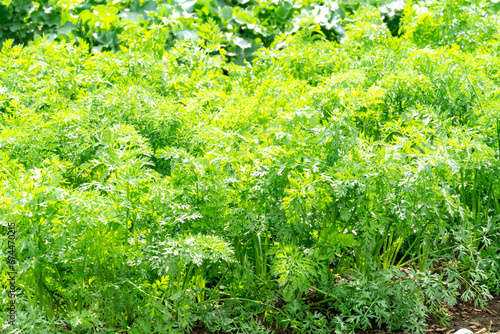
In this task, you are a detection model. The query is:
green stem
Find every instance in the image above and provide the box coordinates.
[497,117,500,158]
[309,286,342,304]
[397,232,496,269]
[182,263,195,290]
[396,220,431,267]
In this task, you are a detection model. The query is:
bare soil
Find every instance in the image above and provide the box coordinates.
[358,294,500,334]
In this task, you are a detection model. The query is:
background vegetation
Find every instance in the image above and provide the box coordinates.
[1,0,500,333]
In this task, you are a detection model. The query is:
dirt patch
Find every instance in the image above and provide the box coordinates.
[356,295,500,334]
[190,329,213,334]
[424,295,500,334]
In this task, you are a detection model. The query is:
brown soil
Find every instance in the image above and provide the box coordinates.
[425,296,500,334]
[355,295,500,334]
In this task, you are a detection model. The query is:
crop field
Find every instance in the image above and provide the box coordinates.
[1,0,500,333]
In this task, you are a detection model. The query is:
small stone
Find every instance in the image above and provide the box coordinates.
[454,329,474,334]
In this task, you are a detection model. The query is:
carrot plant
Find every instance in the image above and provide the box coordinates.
[1,1,500,333]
